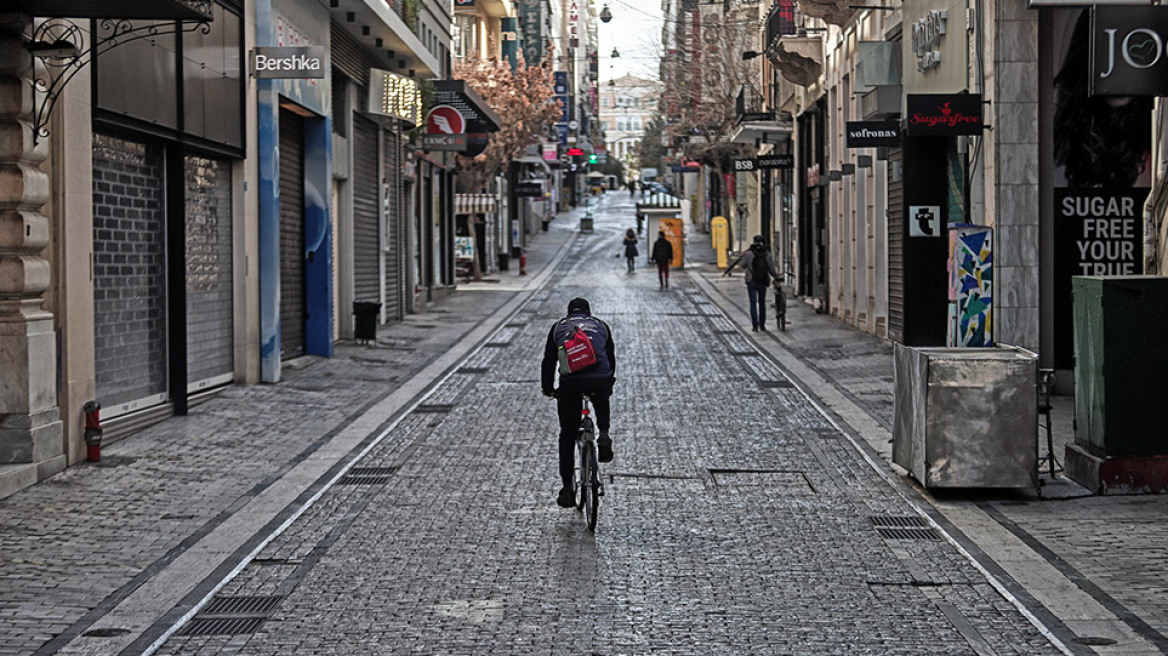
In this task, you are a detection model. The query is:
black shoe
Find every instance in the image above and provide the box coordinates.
[598,433,613,463]
[557,486,574,508]
[752,325,759,332]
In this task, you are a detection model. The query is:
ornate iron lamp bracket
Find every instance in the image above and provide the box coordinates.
[27,11,212,145]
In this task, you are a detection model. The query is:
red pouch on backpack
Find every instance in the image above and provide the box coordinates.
[558,325,597,375]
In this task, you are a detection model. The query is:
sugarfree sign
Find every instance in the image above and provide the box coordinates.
[1090,6,1168,96]
[252,47,325,79]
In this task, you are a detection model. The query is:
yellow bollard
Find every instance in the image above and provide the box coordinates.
[711,216,729,270]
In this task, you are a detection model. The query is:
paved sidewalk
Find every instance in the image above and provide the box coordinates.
[684,224,1168,654]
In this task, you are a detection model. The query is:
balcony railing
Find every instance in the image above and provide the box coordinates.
[765,0,798,51]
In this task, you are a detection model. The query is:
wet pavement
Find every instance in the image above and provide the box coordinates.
[0,192,1165,655]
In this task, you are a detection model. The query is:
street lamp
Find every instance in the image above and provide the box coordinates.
[611,47,620,58]
[600,4,612,23]
[742,51,762,60]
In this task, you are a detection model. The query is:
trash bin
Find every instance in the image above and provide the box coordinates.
[352,301,381,342]
[892,343,1038,489]
[498,252,510,271]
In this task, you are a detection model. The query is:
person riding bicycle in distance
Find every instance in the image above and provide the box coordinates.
[541,297,616,508]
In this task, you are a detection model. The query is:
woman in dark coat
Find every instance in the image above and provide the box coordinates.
[622,228,639,273]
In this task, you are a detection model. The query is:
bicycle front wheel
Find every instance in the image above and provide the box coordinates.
[583,442,599,531]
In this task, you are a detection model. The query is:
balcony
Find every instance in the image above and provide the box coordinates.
[329,0,442,78]
[769,36,823,88]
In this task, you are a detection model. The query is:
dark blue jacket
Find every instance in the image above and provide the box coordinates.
[542,313,615,393]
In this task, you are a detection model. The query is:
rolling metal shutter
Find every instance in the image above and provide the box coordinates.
[185,154,234,392]
[279,109,306,359]
[352,115,381,308]
[91,133,169,415]
[887,146,904,343]
[383,129,404,321]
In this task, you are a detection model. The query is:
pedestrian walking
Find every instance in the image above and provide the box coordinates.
[541,297,616,508]
[629,180,637,197]
[651,230,674,289]
[724,235,780,331]
[622,229,639,273]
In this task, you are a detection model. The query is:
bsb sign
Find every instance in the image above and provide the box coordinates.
[906,94,983,136]
[1090,6,1168,96]
[252,47,325,78]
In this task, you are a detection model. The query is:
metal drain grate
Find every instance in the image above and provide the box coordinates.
[483,342,510,348]
[457,367,489,374]
[870,516,939,540]
[338,467,397,486]
[415,404,455,413]
[876,527,941,540]
[870,515,929,528]
[176,595,285,636]
[201,596,284,615]
[729,350,758,357]
[178,616,267,636]
[760,380,794,388]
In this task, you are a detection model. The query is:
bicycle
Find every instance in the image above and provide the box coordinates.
[773,281,787,332]
[574,396,603,530]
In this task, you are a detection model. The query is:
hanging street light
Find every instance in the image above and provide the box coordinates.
[600,4,613,23]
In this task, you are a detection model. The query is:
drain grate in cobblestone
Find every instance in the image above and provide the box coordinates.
[664,312,703,316]
[457,367,489,374]
[870,515,929,528]
[870,516,940,540]
[338,467,398,485]
[201,596,285,615]
[177,596,285,636]
[729,350,759,357]
[178,616,267,636]
[483,342,511,348]
[415,404,456,413]
[759,380,794,388]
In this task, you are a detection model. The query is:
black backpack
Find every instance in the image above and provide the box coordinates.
[750,248,770,285]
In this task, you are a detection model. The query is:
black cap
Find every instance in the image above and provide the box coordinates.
[567,297,591,315]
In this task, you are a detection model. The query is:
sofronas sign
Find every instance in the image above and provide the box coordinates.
[905,94,983,136]
[1090,6,1168,96]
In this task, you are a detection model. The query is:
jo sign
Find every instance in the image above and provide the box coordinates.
[1091,6,1168,96]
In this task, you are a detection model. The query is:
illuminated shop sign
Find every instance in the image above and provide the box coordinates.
[368,69,422,125]
[252,47,325,79]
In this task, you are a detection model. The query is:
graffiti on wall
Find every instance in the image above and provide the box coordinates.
[949,226,993,347]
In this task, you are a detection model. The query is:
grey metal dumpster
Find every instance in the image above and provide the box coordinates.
[892,344,1038,490]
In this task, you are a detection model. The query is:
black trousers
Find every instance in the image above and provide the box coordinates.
[555,378,612,488]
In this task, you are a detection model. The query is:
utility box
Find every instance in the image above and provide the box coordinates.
[893,344,1038,489]
[1072,276,1168,457]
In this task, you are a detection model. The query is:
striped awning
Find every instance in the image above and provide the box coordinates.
[636,192,682,209]
[455,193,498,215]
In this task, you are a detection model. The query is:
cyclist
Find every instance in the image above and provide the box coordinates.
[541,297,616,508]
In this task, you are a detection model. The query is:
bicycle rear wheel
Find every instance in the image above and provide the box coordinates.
[574,438,586,511]
[582,442,599,531]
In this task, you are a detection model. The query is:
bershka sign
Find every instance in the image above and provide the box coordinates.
[906,94,983,136]
[252,47,325,79]
[846,120,901,147]
[1090,6,1168,96]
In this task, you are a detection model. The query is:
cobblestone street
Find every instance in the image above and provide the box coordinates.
[2,193,1165,655]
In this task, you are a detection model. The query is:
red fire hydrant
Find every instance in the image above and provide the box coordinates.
[83,401,103,462]
[519,251,527,276]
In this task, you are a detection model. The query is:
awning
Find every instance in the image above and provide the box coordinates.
[433,80,502,133]
[455,193,498,215]
[731,119,794,144]
[13,0,211,19]
[636,193,683,210]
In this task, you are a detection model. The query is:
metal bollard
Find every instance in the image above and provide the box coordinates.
[83,401,103,462]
